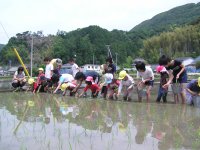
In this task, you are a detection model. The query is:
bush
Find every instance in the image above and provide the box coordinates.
[196,61,200,69]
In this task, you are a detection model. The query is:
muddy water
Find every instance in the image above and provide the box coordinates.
[0,80,12,90]
[0,92,200,150]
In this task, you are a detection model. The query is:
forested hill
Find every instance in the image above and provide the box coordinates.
[130,3,200,36]
[1,3,200,67]
[0,44,4,52]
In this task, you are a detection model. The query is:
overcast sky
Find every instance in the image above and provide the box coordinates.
[0,0,199,44]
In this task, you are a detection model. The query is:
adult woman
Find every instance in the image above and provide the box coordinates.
[12,67,26,88]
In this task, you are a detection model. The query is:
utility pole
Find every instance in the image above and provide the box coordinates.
[159,48,162,57]
[115,53,118,67]
[93,54,94,65]
[30,36,33,77]
[106,45,113,59]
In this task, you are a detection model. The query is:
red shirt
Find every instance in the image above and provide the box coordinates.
[107,80,120,89]
[37,73,45,85]
[84,83,100,92]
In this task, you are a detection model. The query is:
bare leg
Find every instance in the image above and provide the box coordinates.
[146,86,152,103]
[180,83,186,104]
[174,94,179,103]
[137,88,142,102]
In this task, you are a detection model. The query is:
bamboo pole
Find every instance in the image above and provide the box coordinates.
[13,48,30,78]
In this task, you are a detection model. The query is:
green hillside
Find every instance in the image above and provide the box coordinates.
[1,3,200,67]
[0,44,4,52]
[130,3,200,36]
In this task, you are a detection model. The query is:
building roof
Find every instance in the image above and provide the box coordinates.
[82,64,100,66]
[176,57,193,61]
[193,56,200,63]
[7,67,18,72]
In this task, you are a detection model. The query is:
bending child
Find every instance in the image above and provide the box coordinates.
[117,70,134,101]
[79,76,100,98]
[185,77,200,105]
[33,68,46,93]
[136,62,154,102]
[159,55,187,104]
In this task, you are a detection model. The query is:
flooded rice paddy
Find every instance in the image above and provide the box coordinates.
[0,92,200,150]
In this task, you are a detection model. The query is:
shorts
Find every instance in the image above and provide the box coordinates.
[173,71,187,83]
[101,86,107,94]
[145,80,154,86]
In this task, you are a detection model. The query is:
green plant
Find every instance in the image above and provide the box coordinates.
[196,61,200,69]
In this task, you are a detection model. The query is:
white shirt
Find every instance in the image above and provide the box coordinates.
[137,67,154,81]
[13,71,25,81]
[71,63,79,77]
[118,74,134,93]
[59,74,74,84]
[45,63,54,79]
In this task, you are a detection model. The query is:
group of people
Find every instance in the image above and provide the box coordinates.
[11,55,200,105]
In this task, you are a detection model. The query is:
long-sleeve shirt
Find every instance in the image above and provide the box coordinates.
[36,73,45,85]
[84,83,100,93]
[118,74,134,93]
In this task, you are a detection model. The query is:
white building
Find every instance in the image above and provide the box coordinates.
[81,64,101,73]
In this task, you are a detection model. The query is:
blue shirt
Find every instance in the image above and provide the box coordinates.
[187,80,200,92]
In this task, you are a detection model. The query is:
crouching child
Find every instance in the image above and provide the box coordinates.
[117,70,134,101]
[185,77,200,105]
[102,73,120,100]
[32,68,46,93]
[79,76,100,98]
[61,81,77,96]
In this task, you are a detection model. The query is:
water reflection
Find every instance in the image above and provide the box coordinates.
[0,92,200,149]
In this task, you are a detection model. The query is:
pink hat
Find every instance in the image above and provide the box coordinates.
[86,76,93,82]
[156,65,166,73]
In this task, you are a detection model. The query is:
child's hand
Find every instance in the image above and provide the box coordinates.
[72,88,77,93]
[192,92,197,96]
[176,74,180,79]
[93,92,97,96]
[162,83,169,89]
[75,93,79,98]
[117,92,121,97]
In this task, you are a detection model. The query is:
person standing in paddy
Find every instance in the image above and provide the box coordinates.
[44,57,54,80]
[117,70,134,101]
[69,58,80,77]
[136,62,154,102]
[159,55,187,104]
[106,57,116,75]
[156,66,169,103]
